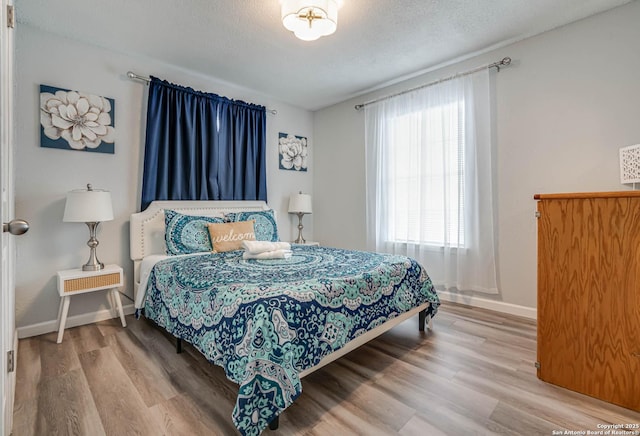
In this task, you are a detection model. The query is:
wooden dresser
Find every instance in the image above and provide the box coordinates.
[535,191,640,412]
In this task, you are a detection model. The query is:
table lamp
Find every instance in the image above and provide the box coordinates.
[288,191,312,244]
[63,184,114,271]
[620,144,640,186]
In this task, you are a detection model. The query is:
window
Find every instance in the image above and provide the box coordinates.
[385,100,465,247]
[365,69,498,293]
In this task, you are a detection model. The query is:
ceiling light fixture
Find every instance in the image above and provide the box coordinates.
[280,0,343,41]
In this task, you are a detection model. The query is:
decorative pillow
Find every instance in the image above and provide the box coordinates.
[225,209,279,242]
[207,220,256,253]
[164,209,225,255]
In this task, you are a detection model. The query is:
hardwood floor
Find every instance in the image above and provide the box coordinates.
[12,302,640,435]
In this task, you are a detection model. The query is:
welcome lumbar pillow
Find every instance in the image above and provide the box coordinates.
[207,220,256,253]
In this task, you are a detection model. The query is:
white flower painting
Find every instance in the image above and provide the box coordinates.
[278,132,308,172]
[40,84,115,154]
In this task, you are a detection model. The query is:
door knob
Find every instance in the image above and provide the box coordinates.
[3,219,29,235]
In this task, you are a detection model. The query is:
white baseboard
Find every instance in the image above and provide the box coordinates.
[437,290,537,320]
[17,304,136,339]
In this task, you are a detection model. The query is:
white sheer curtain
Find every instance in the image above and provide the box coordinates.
[365,69,498,294]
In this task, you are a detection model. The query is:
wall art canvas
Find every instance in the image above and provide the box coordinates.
[278,132,308,172]
[40,84,115,154]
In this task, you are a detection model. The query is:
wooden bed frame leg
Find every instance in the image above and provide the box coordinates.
[268,415,279,430]
[419,309,427,332]
[176,337,183,354]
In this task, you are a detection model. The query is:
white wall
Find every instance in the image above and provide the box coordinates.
[15,25,314,330]
[314,1,640,310]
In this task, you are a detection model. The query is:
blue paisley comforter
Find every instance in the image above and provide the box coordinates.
[142,245,439,435]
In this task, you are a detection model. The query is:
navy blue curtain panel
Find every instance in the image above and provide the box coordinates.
[141,77,267,210]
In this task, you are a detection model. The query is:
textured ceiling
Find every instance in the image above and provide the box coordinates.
[16,0,633,111]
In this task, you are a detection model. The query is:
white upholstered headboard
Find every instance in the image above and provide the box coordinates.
[130,200,270,284]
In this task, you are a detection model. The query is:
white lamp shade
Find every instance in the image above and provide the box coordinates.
[281,0,341,41]
[63,188,114,222]
[288,193,312,214]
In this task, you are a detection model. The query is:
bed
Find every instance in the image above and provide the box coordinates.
[130,200,440,436]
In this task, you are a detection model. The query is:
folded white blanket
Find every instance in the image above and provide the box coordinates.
[243,249,292,260]
[242,240,291,254]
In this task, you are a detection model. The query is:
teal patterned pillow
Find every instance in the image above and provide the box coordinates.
[164,209,225,255]
[225,209,279,242]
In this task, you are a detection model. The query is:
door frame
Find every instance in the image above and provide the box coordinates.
[0,1,16,434]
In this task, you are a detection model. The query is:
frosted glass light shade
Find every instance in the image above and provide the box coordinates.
[281,0,342,41]
[63,186,114,222]
[288,193,312,214]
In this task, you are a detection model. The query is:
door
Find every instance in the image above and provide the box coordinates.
[1,1,18,434]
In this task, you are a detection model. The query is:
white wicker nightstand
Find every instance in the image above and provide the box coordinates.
[56,264,126,343]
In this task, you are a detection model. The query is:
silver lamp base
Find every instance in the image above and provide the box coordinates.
[294,212,306,244]
[82,221,104,271]
[82,262,104,272]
